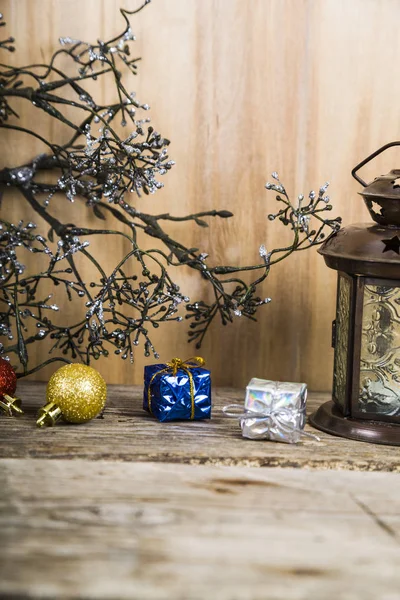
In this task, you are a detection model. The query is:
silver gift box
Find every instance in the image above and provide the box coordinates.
[241,378,307,443]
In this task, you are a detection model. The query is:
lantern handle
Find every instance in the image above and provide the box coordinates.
[351,141,400,187]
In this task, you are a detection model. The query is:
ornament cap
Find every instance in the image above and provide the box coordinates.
[0,394,23,416]
[36,402,62,427]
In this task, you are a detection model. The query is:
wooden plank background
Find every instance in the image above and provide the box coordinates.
[1,0,400,389]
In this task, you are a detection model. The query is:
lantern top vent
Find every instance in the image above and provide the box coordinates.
[319,141,400,278]
[352,141,400,227]
[360,169,400,199]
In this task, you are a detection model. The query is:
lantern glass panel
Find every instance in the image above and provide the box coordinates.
[333,273,352,411]
[359,284,400,419]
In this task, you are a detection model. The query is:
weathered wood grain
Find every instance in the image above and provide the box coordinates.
[0,382,399,472]
[1,459,400,600]
[2,0,400,389]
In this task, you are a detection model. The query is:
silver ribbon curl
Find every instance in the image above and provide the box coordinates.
[223,403,320,443]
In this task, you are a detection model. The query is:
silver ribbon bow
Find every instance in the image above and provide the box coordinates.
[223,404,320,443]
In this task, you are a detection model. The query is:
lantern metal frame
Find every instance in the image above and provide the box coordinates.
[310,142,400,446]
[311,273,400,445]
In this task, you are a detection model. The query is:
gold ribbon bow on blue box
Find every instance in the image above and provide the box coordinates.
[143,357,212,422]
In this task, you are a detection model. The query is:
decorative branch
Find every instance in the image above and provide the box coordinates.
[0,7,341,376]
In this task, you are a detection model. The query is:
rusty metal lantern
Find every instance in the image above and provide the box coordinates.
[310,141,400,445]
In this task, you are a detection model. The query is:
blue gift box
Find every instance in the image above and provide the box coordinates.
[143,359,212,422]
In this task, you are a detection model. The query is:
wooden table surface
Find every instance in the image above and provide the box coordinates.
[1,383,400,599]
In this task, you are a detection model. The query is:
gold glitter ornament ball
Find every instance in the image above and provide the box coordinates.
[46,364,107,424]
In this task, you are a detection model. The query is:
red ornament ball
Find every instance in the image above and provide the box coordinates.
[0,357,17,397]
